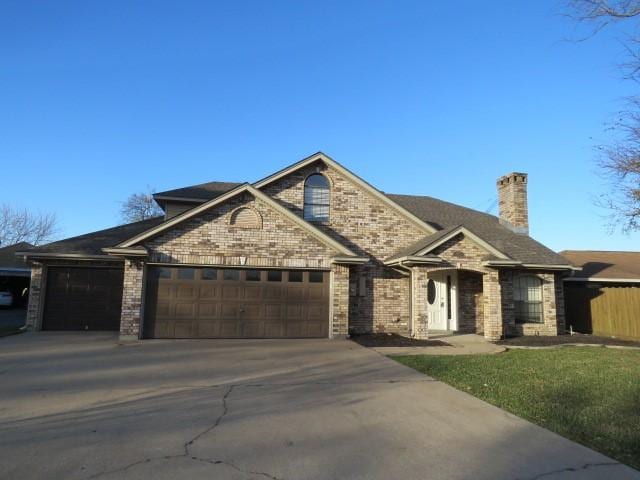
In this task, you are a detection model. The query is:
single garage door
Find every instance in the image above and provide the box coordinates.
[42,267,124,331]
[144,266,330,338]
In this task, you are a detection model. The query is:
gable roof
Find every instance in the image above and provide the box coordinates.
[252,152,437,235]
[18,217,164,259]
[153,181,243,203]
[561,250,640,281]
[387,193,570,266]
[117,183,357,257]
[385,225,510,264]
[0,242,33,270]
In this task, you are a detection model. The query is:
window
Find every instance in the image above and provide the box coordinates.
[309,271,324,283]
[267,270,282,282]
[514,276,543,323]
[201,268,217,280]
[446,275,452,320]
[303,174,330,222]
[427,279,436,305]
[223,270,240,281]
[288,271,303,282]
[158,267,172,279]
[246,270,261,281]
[177,268,195,280]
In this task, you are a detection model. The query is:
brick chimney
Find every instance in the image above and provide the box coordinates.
[497,172,529,235]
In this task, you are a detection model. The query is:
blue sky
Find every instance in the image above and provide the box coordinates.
[1,0,638,251]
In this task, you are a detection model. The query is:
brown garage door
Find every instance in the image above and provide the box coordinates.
[144,267,330,338]
[42,267,124,331]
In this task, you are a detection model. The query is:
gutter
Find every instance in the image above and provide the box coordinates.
[331,256,369,265]
[482,259,577,271]
[102,247,149,257]
[15,252,122,262]
[384,255,444,267]
[564,277,640,283]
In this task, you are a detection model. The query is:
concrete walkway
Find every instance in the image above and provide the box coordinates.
[370,333,506,356]
[0,333,637,480]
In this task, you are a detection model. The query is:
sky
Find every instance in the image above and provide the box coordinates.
[1,0,639,252]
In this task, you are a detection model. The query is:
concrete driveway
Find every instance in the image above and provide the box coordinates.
[0,333,637,480]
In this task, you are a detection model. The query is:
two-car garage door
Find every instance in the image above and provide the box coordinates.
[143,266,330,338]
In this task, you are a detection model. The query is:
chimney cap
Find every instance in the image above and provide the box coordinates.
[497,172,527,185]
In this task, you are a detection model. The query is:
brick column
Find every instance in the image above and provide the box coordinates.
[119,259,145,341]
[412,267,429,339]
[331,264,350,338]
[554,272,566,334]
[483,270,503,341]
[25,263,44,330]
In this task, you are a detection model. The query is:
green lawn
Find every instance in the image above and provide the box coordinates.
[392,348,640,470]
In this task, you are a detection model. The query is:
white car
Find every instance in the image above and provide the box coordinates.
[0,291,13,307]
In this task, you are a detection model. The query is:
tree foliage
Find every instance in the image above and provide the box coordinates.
[120,188,163,223]
[567,0,640,232]
[0,205,58,247]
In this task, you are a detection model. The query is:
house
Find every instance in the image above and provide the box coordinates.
[561,250,640,340]
[0,241,33,307]
[18,152,573,341]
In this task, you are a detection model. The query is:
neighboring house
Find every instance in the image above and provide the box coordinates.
[18,152,573,341]
[0,241,33,307]
[561,250,640,340]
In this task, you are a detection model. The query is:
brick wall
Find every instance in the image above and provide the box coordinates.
[25,263,43,330]
[458,270,483,334]
[331,264,349,337]
[261,161,425,334]
[120,258,145,339]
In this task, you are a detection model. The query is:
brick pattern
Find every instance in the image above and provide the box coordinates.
[262,161,425,333]
[331,264,349,337]
[120,259,144,339]
[25,263,43,330]
[458,270,483,334]
[483,270,503,341]
[497,173,528,234]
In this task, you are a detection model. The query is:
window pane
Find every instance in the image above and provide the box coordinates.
[288,271,303,282]
[427,279,436,305]
[201,268,217,280]
[515,276,543,324]
[303,174,330,222]
[158,267,172,279]
[177,268,195,280]
[309,271,323,283]
[223,270,240,281]
[246,270,261,281]
[267,270,282,282]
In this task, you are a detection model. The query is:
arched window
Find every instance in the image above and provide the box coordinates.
[514,275,543,323]
[229,207,262,229]
[303,174,330,222]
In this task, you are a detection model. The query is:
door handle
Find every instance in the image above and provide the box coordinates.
[239,308,245,313]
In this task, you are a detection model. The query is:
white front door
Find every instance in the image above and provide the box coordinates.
[426,271,458,331]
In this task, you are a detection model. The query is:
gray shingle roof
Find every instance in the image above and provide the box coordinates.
[21,217,164,257]
[0,242,33,269]
[386,193,569,265]
[560,250,640,279]
[154,181,243,201]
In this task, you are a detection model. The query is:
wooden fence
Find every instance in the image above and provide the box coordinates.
[564,282,640,340]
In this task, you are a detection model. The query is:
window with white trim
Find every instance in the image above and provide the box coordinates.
[514,275,543,323]
[303,174,330,222]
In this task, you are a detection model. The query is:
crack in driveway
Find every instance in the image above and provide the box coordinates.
[519,461,623,480]
[84,384,283,480]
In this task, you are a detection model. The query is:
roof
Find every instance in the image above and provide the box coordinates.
[0,242,33,270]
[19,217,164,257]
[387,193,570,266]
[560,250,640,281]
[154,181,243,202]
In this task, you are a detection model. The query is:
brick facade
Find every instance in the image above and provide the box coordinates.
[25,263,43,330]
[119,259,145,340]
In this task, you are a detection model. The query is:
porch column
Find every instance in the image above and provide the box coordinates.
[412,267,429,339]
[119,258,145,341]
[483,270,503,341]
[331,264,350,338]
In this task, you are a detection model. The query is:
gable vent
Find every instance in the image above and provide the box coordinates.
[230,207,262,229]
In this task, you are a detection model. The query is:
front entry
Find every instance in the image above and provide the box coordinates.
[426,271,458,331]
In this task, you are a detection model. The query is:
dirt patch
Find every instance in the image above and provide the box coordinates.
[350,333,451,348]
[498,333,640,348]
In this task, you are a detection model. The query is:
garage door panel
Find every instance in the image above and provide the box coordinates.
[144,267,328,339]
[43,267,123,331]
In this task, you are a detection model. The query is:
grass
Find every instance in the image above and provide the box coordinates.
[392,348,640,470]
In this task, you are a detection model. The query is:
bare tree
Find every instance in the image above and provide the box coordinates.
[567,0,640,232]
[120,188,163,223]
[0,205,58,247]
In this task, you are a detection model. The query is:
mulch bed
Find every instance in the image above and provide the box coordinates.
[350,333,450,348]
[497,333,640,348]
